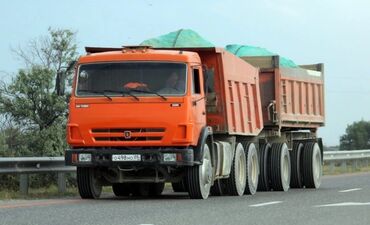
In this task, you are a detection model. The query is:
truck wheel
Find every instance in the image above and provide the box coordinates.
[290,142,304,188]
[186,143,213,199]
[244,143,259,195]
[112,183,131,197]
[149,183,165,196]
[257,143,271,191]
[210,179,227,196]
[171,180,186,192]
[224,143,247,196]
[270,143,291,192]
[77,167,102,199]
[303,142,322,189]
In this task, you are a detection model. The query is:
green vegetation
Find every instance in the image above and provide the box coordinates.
[0,185,114,200]
[0,28,78,190]
[323,162,370,175]
[340,120,370,150]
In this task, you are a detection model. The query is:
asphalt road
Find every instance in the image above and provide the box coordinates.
[1,173,370,225]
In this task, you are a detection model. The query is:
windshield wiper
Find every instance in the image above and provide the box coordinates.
[130,89,168,101]
[78,90,112,101]
[103,89,140,101]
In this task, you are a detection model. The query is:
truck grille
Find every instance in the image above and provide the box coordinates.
[91,128,165,142]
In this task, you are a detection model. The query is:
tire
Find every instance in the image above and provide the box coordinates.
[302,142,322,189]
[270,143,291,192]
[257,143,271,191]
[77,167,102,199]
[171,180,187,192]
[149,183,165,196]
[186,143,213,199]
[131,183,165,197]
[112,183,131,197]
[210,179,227,196]
[224,143,247,196]
[290,142,304,188]
[244,143,259,195]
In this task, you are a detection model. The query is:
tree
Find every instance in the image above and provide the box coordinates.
[339,120,370,150]
[12,27,78,96]
[0,28,78,156]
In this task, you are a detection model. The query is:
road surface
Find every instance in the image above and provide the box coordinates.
[1,173,369,225]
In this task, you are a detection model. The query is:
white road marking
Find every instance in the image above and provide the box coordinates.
[315,202,370,207]
[338,188,362,193]
[249,201,283,207]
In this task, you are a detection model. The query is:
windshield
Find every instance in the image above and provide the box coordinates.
[76,62,187,97]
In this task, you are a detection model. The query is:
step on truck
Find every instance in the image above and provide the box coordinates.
[65,46,325,199]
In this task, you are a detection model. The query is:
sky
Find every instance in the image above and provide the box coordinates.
[1,0,369,146]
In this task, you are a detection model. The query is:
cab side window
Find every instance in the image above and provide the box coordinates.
[192,68,201,94]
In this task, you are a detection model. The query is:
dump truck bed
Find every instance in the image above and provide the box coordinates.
[242,56,325,130]
[161,47,264,136]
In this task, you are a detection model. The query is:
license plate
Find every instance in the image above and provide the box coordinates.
[112,154,141,162]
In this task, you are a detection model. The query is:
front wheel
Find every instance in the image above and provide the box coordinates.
[186,143,213,199]
[77,167,102,199]
[112,183,131,197]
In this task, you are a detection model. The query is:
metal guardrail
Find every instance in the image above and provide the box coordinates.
[1,150,370,195]
[324,150,370,161]
[323,150,370,173]
[0,157,75,195]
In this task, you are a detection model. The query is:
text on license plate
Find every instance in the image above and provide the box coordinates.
[112,154,141,162]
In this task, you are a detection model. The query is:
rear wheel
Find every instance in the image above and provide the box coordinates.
[77,167,102,199]
[257,143,271,191]
[171,180,187,192]
[303,142,322,189]
[290,142,304,188]
[186,143,213,199]
[224,143,247,196]
[210,179,227,196]
[244,143,259,195]
[112,183,131,197]
[270,143,291,192]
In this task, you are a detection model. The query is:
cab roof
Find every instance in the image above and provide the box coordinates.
[78,46,215,64]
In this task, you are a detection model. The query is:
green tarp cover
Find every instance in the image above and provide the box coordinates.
[140,29,215,48]
[225,44,298,68]
[140,29,298,68]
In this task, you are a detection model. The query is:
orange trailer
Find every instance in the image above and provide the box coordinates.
[65,46,325,199]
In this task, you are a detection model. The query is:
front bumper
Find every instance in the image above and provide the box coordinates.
[65,148,195,167]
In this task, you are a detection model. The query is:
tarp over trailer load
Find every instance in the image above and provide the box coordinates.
[141,29,325,131]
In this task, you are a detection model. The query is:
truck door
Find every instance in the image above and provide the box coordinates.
[191,67,206,133]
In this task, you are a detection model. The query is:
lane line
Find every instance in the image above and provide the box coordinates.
[315,202,370,207]
[249,201,283,207]
[0,199,82,209]
[338,188,362,193]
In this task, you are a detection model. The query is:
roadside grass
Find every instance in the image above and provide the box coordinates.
[0,186,113,200]
[323,163,370,175]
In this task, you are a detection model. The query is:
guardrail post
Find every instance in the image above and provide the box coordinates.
[329,162,335,173]
[352,160,356,172]
[57,172,66,193]
[19,174,29,195]
[341,161,347,173]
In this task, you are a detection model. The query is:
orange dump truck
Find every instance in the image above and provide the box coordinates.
[65,46,325,199]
